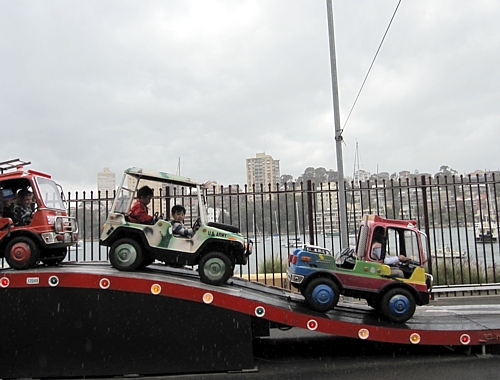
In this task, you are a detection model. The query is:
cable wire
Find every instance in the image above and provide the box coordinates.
[341,0,402,133]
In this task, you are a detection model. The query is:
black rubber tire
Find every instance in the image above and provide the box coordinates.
[5,236,40,270]
[380,287,416,323]
[198,251,233,286]
[366,298,381,313]
[42,257,65,266]
[42,248,67,266]
[303,277,340,312]
[140,255,155,268]
[109,238,144,271]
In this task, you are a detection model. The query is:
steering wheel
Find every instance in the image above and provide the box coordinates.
[338,247,355,260]
[152,212,159,224]
[192,217,202,231]
[399,258,419,268]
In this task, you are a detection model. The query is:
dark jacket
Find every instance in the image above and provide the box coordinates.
[11,203,32,226]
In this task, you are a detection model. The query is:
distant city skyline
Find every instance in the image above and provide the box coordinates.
[97,162,500,194]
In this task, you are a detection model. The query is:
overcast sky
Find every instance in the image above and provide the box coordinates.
[1,1,499,193]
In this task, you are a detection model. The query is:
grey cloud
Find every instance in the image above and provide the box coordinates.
[1,0,499,193]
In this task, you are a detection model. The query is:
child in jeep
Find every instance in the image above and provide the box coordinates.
[128,186,154,224]
[171,204,197,237]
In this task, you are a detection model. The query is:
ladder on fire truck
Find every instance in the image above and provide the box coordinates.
[0,158,31,174]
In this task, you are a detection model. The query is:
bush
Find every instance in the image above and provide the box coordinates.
[258,258,288,274]
[430,260,500,286]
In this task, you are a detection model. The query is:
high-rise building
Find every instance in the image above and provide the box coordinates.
[246,152,280,193]
[97,168,115,197]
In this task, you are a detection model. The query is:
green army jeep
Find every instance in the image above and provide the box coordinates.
[100,167,251,286]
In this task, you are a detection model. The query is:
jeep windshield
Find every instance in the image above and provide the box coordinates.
[112,167,206,221]
[37,177,66,210]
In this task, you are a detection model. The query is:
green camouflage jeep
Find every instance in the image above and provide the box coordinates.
[100,167,251,285]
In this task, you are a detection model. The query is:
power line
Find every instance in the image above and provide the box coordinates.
[341,0,402,134]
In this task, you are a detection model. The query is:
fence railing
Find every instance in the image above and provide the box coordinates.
[39,174,500,294]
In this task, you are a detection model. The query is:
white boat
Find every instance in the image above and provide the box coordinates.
[431,246,467,260]
[282,237,302,248]
[322,229,339,237]
[474,221,498,242]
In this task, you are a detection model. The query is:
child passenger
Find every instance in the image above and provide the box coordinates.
[0,189,15,219]
[171,204,198,237]
[128,186,154,224]
[11,189,34,226]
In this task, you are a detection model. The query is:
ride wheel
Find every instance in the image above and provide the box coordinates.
[109,238,144,271]
[380,288,416,323]
[198,251,233,286]
[5,236,40,270]
[303,277,340,312]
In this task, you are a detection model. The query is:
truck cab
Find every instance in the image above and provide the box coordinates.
[287,214,433,323]
[0,159,78,269]
[354,214,429,279]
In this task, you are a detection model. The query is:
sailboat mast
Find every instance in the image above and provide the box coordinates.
[353,140,360,184]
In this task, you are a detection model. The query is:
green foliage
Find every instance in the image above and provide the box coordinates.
[294,167,338,185]
[430,260,500,286]
[258,257,288,274]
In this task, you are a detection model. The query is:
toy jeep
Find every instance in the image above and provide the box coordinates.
[0,159,78,269]
[100,167,252,286]
[287,214,433,323]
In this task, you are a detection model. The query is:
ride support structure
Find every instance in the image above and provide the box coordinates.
[1,263,500,378]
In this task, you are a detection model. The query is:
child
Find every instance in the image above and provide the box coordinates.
[171,204,197,237]
[128,186,154,224]
[371,239,409,278]
[11,189,33,226]
[0,189,15,218]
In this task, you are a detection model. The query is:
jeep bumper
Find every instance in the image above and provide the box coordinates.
[286,268,305,285]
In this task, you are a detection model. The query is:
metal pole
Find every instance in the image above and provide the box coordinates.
[307,180,315,245]
[326,0,349,247]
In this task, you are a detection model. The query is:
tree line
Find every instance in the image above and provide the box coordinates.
[280,165,496,187]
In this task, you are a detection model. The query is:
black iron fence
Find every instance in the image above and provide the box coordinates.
[62,174,500,292]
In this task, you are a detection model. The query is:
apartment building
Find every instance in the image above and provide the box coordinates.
[97,167,115,196]
[246,152,280,194]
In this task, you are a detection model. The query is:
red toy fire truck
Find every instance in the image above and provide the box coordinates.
[0,159,78,269]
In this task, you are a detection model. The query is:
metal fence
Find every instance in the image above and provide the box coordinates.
[62,174,500,293]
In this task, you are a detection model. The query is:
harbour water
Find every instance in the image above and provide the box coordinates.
[67,225,500,276]
[240,226,500,275]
